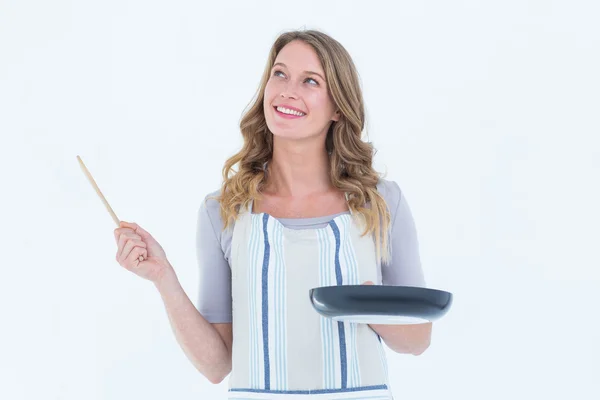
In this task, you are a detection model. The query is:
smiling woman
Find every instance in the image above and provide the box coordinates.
[199,29,428,398]
[114,28,430,400]
[215,31,393,260]
[115,31,431,399]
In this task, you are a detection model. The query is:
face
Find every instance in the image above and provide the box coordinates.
[263,40,340,142]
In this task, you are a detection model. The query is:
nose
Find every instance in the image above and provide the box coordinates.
[280,91,298,100]
[279,80,299,100]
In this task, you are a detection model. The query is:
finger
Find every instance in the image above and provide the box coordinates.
[117,233,129,259]
[119,231,142,242]
[119,239,147,262]
[123,222,151,241]
[120,221,140,232]
[363,280,375,285]
[136,253,145,262]
[133,224,149,236]
[114,228,136,243]
[116,226,136,233]
[114,228,122,243]
[117,238,145,264]
[118,222,140,239]
[117,233,143,258]
[124,246,145,269]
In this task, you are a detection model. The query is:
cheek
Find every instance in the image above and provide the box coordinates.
[305,92,334,116]
[263,83,273,105]
[264,79,282,101]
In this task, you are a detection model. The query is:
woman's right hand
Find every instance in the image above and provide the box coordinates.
[114,221,172,283]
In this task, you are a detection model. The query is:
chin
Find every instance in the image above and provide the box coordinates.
[265,121,298,139]
[270,130,305,140]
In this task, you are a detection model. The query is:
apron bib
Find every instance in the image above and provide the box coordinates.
[227,200,393,399]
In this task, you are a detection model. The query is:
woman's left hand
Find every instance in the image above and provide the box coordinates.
[359,279,432,355]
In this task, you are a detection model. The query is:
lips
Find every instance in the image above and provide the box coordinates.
[274,104,307,115]
[273,106,306,119]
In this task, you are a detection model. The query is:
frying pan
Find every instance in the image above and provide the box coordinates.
[309,284,452,324]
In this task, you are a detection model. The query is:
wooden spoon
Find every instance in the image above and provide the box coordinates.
[77,155,144,262]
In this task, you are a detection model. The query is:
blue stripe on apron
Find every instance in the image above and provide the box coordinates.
[329,220,348,389]
[229,383,388,394]
[249,213,260,387]
[341,215,362,387]
[318,228,335,388]
[261,214,271,390]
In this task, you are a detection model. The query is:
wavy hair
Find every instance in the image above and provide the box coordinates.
[211,29,391,263]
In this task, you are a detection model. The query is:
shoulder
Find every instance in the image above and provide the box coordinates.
[376,177,403,213]
[198,188,227,239]
[197,188,236,261]
[201,188,222,215]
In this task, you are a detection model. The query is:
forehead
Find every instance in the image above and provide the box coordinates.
[274,40,324,73]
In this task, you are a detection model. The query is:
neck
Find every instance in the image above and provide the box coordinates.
[265,137,332,197]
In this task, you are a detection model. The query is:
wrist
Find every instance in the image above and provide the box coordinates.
[153,263,178,291]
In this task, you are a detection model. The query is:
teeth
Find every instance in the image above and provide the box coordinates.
[277,106,305,116]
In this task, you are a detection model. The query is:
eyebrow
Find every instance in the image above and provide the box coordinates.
[272,62,326,82]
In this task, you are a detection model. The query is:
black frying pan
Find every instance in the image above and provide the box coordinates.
[309,285,453,324]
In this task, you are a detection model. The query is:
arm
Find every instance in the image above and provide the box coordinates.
[363,278,432,355]
[154,268,232,383]
[369,317,432,356]
[369,181,432,355]
[152,194,234,384]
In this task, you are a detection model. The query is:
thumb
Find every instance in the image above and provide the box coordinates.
[362,280,375,285]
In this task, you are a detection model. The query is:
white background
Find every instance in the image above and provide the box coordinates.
[1,1,598,399]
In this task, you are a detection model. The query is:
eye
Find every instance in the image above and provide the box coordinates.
[272,69,319,86]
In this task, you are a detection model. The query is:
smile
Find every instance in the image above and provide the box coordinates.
[274,106,306,117]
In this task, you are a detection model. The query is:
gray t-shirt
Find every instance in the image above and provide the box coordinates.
[196,178,426,323]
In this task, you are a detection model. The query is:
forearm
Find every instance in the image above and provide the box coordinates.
[153,266,231,383]
[369,322,432,355]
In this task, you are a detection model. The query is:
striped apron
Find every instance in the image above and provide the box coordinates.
[227,201,393,399]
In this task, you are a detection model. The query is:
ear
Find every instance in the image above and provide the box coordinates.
[332,109,341,122]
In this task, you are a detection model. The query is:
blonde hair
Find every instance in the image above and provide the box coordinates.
[211,29,391,263]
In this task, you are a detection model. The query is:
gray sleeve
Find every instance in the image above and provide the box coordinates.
[380,180,427,288]
[195,194,232,323]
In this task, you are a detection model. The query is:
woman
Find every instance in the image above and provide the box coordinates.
[114,29,431,399]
